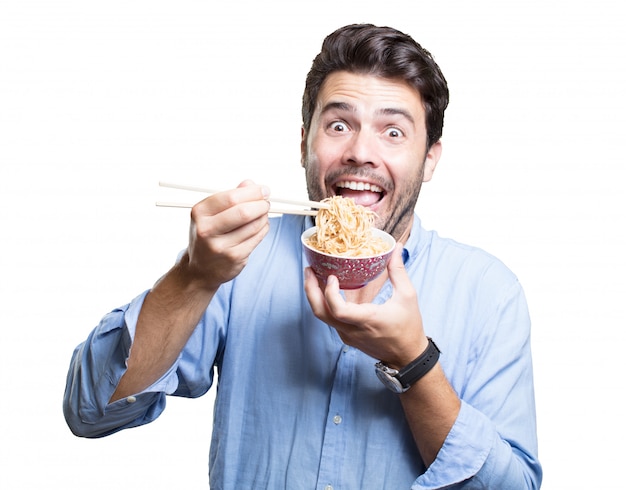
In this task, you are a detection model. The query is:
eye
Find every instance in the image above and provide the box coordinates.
[330,121,348,132]
[385,127,404,138]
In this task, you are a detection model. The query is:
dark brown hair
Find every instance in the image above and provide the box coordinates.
[302,24,449,149]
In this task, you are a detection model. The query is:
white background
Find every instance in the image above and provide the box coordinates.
[1,1,624,488]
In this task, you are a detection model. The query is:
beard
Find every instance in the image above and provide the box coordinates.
[382,180,422,240]
[303,154,426,241]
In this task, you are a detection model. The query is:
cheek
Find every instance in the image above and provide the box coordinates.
[309,138,339,170]
[303,147,324,183]
[388,158,418,181]
[398,149,428,179]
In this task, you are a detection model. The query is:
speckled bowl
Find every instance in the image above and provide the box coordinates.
[301,227,396,289]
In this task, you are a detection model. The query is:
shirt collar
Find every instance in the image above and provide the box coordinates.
[401,213,425,267]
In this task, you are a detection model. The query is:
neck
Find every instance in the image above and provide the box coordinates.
[395,216,413,245]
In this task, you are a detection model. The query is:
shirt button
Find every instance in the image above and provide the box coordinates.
[342,346,349,353]
[126,396,137,403]
[324,485,334,490]
[333,415,342,425]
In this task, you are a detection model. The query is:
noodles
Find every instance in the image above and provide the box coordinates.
[306,196,390,257]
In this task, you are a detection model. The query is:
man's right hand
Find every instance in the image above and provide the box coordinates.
[109,180,270,402]
[186,180,271,291]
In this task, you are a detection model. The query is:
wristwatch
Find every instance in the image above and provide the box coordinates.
[375,337,441,393]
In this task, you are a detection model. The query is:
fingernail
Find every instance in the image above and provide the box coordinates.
[261,186,270,199]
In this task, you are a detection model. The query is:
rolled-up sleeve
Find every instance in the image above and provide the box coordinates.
[412,271,542,489]
[413,401,541,489]
[63,291,180,438]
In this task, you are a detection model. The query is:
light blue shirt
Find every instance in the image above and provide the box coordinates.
[64,213,542,489]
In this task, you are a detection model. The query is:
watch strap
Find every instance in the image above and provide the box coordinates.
[395,337,441,389]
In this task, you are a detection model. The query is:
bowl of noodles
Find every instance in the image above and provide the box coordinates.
[302,196,396,289]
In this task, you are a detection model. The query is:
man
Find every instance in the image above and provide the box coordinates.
[64,24,542,489]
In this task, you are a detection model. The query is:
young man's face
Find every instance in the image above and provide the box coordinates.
[301,71,442,241]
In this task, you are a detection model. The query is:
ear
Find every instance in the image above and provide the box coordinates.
[300,127,307,168]
[422,140,442,182]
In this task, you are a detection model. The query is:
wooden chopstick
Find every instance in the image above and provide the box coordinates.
[155,200,318,216]
[158,181,329,210]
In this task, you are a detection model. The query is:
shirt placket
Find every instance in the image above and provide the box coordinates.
[316,343,354,490]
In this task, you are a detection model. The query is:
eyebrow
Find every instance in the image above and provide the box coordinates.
[320,101,353,115]
[320,101,415,124]
[377,107,415,125]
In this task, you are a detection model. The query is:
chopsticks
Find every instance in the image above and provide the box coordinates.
[156,181,329,216]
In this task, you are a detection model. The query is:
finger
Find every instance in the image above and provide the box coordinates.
[322,275,366,324]
[193,182,269,215]
[237,179,256,189]
[386,243,414,299]
[221,183,271,229]
[304,268,331,320]
[192,187,270,237]
[322,275,346,311]
[306,274,362,337]
[233,180,271,205]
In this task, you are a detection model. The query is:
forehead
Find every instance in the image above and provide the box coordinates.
[316,71,425,118]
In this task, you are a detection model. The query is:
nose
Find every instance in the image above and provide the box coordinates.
[342,130,379,167]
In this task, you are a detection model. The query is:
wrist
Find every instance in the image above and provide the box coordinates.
[375,337,441,393]
[177,252,222,294]
[386,336,430,370]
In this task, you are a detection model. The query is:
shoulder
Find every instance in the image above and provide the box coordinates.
[409,218,522,296]
[434,233,515,280]
[410,219,531,348]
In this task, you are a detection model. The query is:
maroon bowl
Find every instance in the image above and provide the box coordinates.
[301,227,396,289]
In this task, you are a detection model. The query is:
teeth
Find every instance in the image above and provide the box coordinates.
[336,181,382,193]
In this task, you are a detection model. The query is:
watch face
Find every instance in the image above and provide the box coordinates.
[375,365,406,394]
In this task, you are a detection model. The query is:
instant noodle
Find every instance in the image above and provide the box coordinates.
[306,196,390,257]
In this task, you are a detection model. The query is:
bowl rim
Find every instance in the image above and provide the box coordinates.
[300,226,396,259]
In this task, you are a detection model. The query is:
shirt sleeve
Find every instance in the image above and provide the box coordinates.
[63,290,181,438]
[412,278,543,489]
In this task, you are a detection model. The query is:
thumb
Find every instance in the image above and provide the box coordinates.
[387,243,411,290]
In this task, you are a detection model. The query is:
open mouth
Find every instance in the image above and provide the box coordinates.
[334,180,385,207]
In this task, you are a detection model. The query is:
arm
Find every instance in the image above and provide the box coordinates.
[304,244,541,488]
[64,181,271,434]
[111,181,271,401]
[304,245,459,465]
